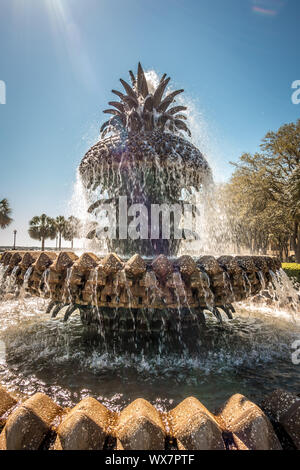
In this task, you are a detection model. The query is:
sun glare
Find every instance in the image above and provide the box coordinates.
[45,0,97,91]
[12,0,97,91]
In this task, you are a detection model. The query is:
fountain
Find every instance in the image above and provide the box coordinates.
[0,64,282,341]
[0,64,299,451]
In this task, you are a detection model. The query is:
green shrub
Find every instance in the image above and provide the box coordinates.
[282,263,300,283]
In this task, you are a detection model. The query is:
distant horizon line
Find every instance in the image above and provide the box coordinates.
[0,246,80,251]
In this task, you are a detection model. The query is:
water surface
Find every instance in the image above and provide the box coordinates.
[0,295,299,412]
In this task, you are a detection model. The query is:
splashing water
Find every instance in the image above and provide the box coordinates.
[18,266,33,299]
[241,268,300,323]
[68,169,96,253]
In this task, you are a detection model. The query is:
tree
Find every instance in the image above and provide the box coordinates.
[63,216,81,249]
[55,216,67,251]
[223,158,292,256]
[28,214,57,251]
[224,119,300,261]
[0,198,13,229]
[261,119,300,261]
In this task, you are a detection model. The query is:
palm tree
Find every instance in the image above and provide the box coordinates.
[28,214,57,251]
[55,216,67,251]
[0,199,13,229]
[63,216,81,249]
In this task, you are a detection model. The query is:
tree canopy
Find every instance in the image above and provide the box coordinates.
[224,119,300,261]
[0,199,13,229]
[28,214,57,251]
[63,216,81,249]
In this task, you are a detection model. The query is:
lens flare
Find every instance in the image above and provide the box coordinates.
[251,0,286,17]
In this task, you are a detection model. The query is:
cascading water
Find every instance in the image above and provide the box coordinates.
[0,253,299,409]
[0,285,299,411]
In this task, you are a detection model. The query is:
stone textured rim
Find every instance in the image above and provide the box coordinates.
[0,384,298,450]
[0,251,281,314]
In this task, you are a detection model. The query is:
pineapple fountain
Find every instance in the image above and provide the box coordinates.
[0,64,282,351]
[79,63,212,257]
[1,64,299,453]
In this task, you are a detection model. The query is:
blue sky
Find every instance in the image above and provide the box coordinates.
[0,0,299,246]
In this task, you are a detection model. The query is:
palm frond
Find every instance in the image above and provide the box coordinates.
[0,198,13,229]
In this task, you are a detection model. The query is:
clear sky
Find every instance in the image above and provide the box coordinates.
[0,0,299,247]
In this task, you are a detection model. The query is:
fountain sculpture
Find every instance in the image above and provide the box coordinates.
[0,64,282,345]
[1,64,298,452]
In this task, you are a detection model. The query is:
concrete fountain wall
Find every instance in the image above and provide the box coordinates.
[0,385,299,450]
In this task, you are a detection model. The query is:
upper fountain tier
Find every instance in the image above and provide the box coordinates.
[79,63,212,192]
[80,130,211,192]
[79,63,212,256]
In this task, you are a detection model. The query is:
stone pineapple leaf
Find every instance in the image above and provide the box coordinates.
[137,62,149,98]
[123,95,139,109]
[175,114,187,120]
[157,89,184,113]
[108,101,125,113]
[120,78,137,100]
[111,89,125,100]
[129,70,136,87]
[152,77,170,108]
[100,63,191,137]
[168,105,187,115]
[103,109,122,116]
[174,119,191,136]
[143,95,154,112]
